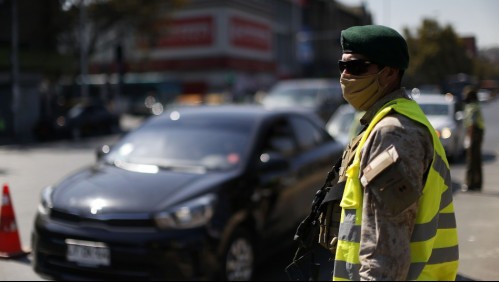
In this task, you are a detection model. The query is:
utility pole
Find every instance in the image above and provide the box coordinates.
[10,0,20,140]
[115,43,124,115]
[292,0,303,77]
[79,0,89,100]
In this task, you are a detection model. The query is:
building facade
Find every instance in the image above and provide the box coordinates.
[90,0,371,104]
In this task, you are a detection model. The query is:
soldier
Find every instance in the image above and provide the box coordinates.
[318,25,459,280]
[462,86,485,191]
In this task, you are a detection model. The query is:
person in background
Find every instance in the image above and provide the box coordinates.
[317,25,459,280]
[462,86,485,192]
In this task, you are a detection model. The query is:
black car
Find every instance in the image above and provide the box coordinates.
[32,105,343,281]
[53,102,121,140]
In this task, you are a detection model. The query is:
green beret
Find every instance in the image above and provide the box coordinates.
[341,25,409,69]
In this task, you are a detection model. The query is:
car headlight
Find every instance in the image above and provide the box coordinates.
[56,116,66,127]
[38,186,54,215]
[154,194,217,230]
[440,127,452,139]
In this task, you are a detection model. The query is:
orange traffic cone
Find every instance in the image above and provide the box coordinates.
[0,183,30,258]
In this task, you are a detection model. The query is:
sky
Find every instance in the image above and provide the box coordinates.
[337,0,499,50]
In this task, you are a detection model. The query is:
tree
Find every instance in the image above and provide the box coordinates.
[403,19,473,87]
[0,0,186,77]
[57,0,187,77]
[0,0,74,75]
[474,48,499,81]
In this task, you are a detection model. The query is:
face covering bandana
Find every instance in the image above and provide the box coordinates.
[340,69,386,111]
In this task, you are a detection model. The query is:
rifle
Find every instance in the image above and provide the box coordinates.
[285,157,342,281]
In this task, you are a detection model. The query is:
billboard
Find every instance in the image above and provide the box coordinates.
[229,16,271,52]
[155,16,214,48]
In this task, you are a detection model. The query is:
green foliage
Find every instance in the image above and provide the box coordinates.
[474,53,499,81]
[403,19,473,87]
[58,0,170,61]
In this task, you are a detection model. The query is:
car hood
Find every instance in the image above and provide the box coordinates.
[51,163,237,215]
[427,116,454,129]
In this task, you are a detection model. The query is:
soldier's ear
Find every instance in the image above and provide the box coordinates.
[379,66,399,87]
[384,67,399,79]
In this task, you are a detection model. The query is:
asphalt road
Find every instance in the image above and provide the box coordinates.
[1,98,499,281]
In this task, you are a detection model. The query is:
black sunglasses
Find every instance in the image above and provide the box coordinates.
[338,59,382,76]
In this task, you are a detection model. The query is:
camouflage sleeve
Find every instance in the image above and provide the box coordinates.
[357,113,434,280]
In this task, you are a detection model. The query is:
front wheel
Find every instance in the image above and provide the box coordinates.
[221,228,255,281]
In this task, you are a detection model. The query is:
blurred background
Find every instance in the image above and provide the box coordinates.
[1,1,499,281]
[0,0,498,144]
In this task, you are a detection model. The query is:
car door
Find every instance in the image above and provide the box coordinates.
[254,114,340,243]
[254,117,300,239]
[287,114,339,222]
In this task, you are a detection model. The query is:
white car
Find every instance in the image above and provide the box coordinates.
[327,93,466,161]
[325,104,363,148]
[261,79,345,122]
[414,93,466,161]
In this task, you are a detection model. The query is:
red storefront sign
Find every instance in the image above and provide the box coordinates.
[156,16,214,48]
[229,16,271,52]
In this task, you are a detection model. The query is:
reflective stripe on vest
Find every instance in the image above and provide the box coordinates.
[333,98,459,281]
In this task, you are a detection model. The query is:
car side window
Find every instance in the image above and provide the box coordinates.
[289,116,327,150]
[263,119,297,157]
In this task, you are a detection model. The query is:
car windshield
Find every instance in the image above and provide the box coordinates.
[419,103,449,116]
[104,121,251,172]
[264,88,321,107]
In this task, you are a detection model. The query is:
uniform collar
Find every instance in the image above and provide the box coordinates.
[360,88,410,126]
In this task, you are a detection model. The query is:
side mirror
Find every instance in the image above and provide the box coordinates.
[259,152,290,171]
[96,145,111,161]
[455,111,464,121]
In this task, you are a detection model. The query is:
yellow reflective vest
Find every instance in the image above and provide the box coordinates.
[464,102,485,130]
[333,98,459,281]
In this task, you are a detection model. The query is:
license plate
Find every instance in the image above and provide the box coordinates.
[66,239,110,267]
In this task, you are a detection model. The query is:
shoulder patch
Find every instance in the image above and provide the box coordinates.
[361,145,399,187]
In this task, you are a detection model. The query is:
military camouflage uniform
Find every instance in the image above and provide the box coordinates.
[319,88,434,280]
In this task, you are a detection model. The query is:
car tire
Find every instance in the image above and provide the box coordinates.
[220,228,255,281]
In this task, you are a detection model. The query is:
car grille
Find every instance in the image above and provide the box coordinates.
[34,234,192,280]
[50,208,155,230]
[33,224,203,281]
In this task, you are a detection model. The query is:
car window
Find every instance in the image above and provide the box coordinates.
[419,103,449,116]
[263,88,319,107]
[289,115,327,150]
[262,118,297,157]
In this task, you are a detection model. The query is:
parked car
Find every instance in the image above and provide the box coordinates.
[34,102,121,141]
[32,105,344,281]
[413,93,466,161]
[260,78,345,122]
[325,104,363,148]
